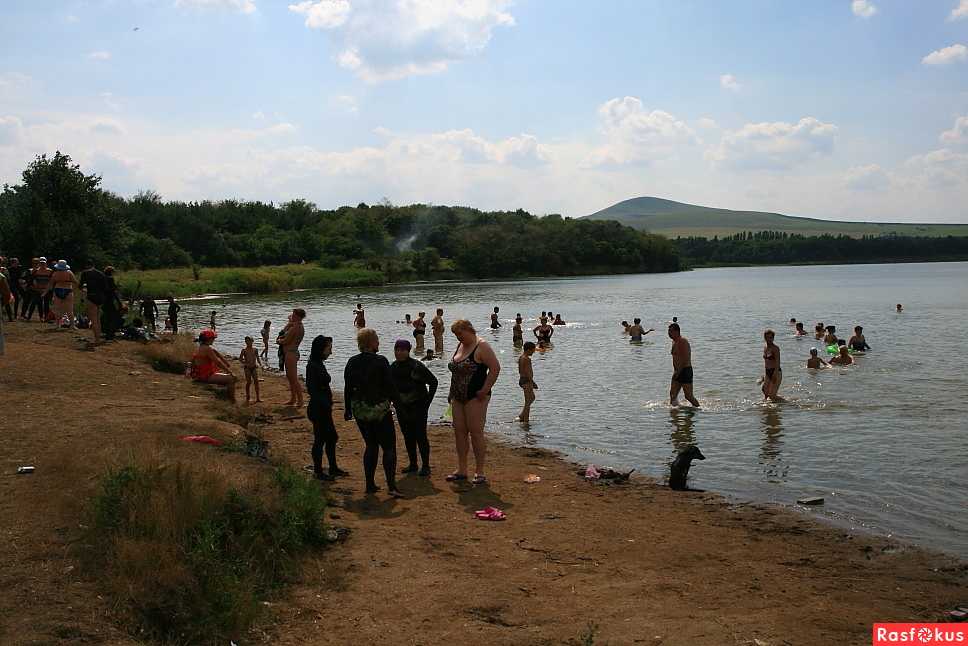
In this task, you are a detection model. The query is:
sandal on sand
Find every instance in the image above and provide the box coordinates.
[472,474,487,485]
[445,472,467,482]
[474,506,506,521]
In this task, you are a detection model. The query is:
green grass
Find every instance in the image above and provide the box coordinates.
[116,263,384,298]
[83,457,327,643]
[586,196,968,239]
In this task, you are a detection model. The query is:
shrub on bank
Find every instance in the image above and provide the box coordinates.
[139,333,197,374]
[83,458,327,642]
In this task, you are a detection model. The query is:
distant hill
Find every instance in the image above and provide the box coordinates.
[585,197,968,239]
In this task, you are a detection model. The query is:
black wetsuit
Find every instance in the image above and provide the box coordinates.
[391,357,438,472]
[7,265,23,318]
[344,352,400,492]
[79,268,107,307]
[306,358,339,476]
[101,276,122,339]
[168,301,181,334]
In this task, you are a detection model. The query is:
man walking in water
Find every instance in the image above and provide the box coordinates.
[668,322,700,408]
[431,308,445,355]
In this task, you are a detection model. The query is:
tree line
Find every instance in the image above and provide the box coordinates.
[0,152,682,279]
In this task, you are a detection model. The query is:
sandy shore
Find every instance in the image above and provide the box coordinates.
[0,324,964,645]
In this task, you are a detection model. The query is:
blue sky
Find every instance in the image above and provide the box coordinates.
[1,0,967,222]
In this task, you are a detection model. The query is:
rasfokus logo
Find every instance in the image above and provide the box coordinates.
[873,624,965,645]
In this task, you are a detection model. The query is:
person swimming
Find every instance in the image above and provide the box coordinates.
[789,318,797,327]
[814,322,825,340]
[823,325,838,345]
[829,345,854,365]
[896,303,903,313]
[806,348,828,369]
[621,320,630,335]
[848,325,870,352]
[552,314,566,326]
[627,318,654,343]
[794,322,808,336]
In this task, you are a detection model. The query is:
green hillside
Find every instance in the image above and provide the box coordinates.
[585,197,968,238]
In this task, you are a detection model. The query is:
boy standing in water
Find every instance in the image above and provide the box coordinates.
[210,310,217,332]
[669,323,700,408]
[260,320,271,364]
[167,296,180,334]
[761,329,782,401]
[431,308,445,355]
[512,314,524,346]
[239,336,261,404]
[517,341,538,423]
[490,306,501,329]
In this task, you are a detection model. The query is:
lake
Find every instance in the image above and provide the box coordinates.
[177,262,968,558]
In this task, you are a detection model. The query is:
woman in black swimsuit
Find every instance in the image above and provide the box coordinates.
[446,319,500,485]
[412,311,427,353]
[533,317,554,346]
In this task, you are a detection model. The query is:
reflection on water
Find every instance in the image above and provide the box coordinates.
[176,263,968,557]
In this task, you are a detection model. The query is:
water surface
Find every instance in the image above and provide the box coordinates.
[179,262,968,557]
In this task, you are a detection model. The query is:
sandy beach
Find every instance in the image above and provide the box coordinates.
[0,324,964,646]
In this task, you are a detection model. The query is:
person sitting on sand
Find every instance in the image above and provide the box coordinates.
[762,329,782,401]
[628,318,655,343]
[278,308,306,407]
[512,314,524,346]
[391,339,438,476]
[829,345,854,366]
[552,314,566,326]
[823,325,838,345]
[191,329,237,402]
[806,348,828,369]
[306,335,348,481]
[239,336,261,404]
[814,322,825,340]
[848,325,870,352]
[260,320,271,364]
[795,322,808,336]
[517,341,538,424]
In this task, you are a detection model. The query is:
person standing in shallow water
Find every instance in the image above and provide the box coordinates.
[344,328,402,497]
[490,306,501,329]
[517,341,537,423]
[512,314,524,347]
[431,308,445,355]
[761,329,782,402]
[306,335,348,481]
[353,303,366,328]
[278,308,306,407]
[167,296,181,334]
[391,338,438,476]
[412,311,427,353]
[446,319,500,485]
[668,322,700,408]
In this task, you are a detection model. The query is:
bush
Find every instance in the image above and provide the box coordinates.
[139,333,197,374]
[84,457,327,643]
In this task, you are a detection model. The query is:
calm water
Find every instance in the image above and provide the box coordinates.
[179,262,968,557]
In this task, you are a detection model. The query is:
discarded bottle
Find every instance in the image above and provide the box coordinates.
[17,466,35,474]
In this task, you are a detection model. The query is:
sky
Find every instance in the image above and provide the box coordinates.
[1,0,968,223]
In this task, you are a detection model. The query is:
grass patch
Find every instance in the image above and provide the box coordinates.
[117,263,384,298]
[139,333,197,374]
[83,455,327,643]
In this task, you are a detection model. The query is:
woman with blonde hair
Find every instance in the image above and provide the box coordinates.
[446,319,500,484]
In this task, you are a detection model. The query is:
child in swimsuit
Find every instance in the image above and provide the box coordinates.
[239,336,261,403]
[806,348,828,369]
[490,306,501,329]
[260,320,271,363]
[517,341,537,423]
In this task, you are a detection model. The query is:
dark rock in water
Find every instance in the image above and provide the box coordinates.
[669,445,705,491]
[796,496,824,506]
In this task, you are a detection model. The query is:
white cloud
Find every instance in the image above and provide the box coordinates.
[288,0,515,82]
[904,148,968,187]
[88,51,112,61]
[851,0,877,18]
[949,0,968,21]
[940,115,968,146]
[101,92,121,112]
[706,117,838,171]
[0,73,33,100]
[333,94,358,114]
[289,0,351,28]
[844,164,890,190]
[174,0,256,13]
[0,116,25,146]
[922,44,968,65]
[719,74,741,92]
[696,117,719,130]
[90,118,126,136]
[584,97,697,167]
[66,14,80,23]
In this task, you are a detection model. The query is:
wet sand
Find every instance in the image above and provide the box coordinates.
[0,324,964,645]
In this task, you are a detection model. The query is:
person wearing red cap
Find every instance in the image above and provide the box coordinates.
[190,329,237,402]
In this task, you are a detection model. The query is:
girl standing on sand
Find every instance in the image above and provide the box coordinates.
[446,319,500,485]
[277,309,306,407]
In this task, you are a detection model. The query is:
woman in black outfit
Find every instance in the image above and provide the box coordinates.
[390,338,438,476]
[344,328,402,497]
[306,335,348,481]
[101,267,124,340]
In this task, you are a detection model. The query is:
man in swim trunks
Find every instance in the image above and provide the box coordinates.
[517,341,538,423]
[431,308,445,355]
[353,303,365,328]
[848,325,870,352]
[512,314,524,346]
[668,322,700,407]
[627,318,654,343]
[762,329,782,401]
[490,306,501,329]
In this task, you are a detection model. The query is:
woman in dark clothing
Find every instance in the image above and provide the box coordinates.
[100,267,124,340]
[344,328,402,497]
[306,335,348,481]
[391,338,438,476]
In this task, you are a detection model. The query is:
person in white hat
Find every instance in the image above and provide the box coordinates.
[47,259,78,327]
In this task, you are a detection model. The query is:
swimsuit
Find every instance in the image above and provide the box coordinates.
[765,367,781,379]
[53,287,72,300]
[191,352,217,381]
[448,342,488,403]
[519,376,537,388]
[536,328,552,343]
[674,366,694,384]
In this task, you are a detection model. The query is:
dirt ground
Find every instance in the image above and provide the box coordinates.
[0,323,964,646]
